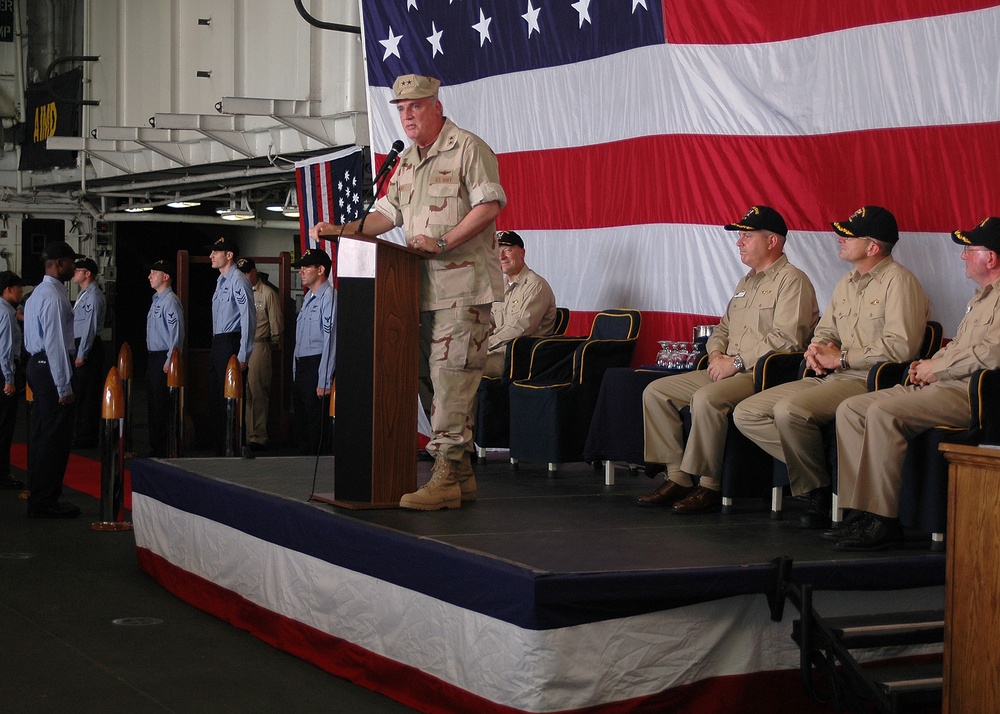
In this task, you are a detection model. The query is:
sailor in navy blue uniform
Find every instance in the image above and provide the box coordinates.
[292,249,337,455]
[0,271,25,490]
[70,256,107,448]
[23,241,83,518]
[145,259,184,457]
[207,237,256,453]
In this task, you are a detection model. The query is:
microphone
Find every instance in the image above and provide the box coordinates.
[373,140,404,181]
[358,140,405,235]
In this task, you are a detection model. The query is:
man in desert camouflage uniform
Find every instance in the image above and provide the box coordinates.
[309,73,506,510]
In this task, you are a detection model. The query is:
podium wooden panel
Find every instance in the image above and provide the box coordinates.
[314,235,423,509]
[940,443,1000,714]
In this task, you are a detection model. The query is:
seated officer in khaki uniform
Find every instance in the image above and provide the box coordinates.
[734,206,930,528]
[833,217,1000,550]
[639,206,819,513]
[484,230,557,378]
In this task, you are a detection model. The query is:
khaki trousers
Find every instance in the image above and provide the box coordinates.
[642,370,756,489]
[245,341,272,444]
[733,373,867,496]
[836,381,970,518]
[420,305,491,461]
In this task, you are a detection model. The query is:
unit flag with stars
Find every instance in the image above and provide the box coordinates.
[295,146,364,277]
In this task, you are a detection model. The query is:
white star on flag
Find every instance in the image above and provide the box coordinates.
[632,0,647,11]
[427,21,444,57]
[472,9,492,47]
[380,26,403,60]
[522,1,541,38]
[571,0,592,28]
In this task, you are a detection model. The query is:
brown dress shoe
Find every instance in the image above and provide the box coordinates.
[637,479,693,506]
[672,485,722,514]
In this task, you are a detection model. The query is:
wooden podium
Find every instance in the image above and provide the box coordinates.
[940,443,1000,713]
[313,234,424,508]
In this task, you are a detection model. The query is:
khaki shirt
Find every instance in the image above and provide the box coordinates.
[375,118,507,311]
[706,254,819,366]
[488,266,557,354]
[930,277,1000,381]
[252,281,283,343]
[812,257,930,373]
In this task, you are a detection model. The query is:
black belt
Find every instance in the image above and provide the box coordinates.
[213,331,240,339]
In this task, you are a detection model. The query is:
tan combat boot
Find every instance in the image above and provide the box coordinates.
[400,455,462,510]
[456,452,476,502]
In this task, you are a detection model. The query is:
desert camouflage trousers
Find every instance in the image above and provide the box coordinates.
[420,304,491,461]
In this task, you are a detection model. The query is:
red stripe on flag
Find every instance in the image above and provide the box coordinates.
[497,122,1000,234]
[663,0,999,44]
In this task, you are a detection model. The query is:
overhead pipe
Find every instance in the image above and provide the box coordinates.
[292,0,361,34]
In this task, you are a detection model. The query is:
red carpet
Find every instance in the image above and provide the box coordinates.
[10,442,132,510]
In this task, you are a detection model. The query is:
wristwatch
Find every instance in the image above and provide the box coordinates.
[437,237,448,252]
[733,354,745,372]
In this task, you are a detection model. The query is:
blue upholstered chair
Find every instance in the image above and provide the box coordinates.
[474,307,570,457]
[508,309,641,469]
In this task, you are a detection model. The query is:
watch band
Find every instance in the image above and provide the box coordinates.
[437,237,448,252]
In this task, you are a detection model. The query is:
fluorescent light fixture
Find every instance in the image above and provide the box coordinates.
[124,203,153,213]
[167,194,201,209]
[217,195,255,221]
[282,188,299,218]
[266,188,299,217]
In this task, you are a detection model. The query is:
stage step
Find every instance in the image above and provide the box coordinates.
[778,567,944,714]
[793,609,945,649]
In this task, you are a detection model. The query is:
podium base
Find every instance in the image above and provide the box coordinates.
[310,492,401,510]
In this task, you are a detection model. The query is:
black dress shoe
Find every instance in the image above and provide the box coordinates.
[672,485,722,514]
[0,473,25,489]
[799,486,832,529]
[27,501,82,519]
[247,441,266,452]
[820,510,867,541]
[834,513,904,551]
[637,479,693,506]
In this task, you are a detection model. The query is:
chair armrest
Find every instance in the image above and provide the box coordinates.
[507,335,548,381]
[970,368,1000,437]
[525,337,587,380]
[575,339,638,383]
[753,352,805,392]
[867,361,912,391]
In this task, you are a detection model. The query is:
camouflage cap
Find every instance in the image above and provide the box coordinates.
[390,74,441,103]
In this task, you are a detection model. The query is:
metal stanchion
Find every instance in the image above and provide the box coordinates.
[223,355,243,458]
[91,367,132,532]
[166,348,184,458]
[20,384,31,499]
[117,343,135,458]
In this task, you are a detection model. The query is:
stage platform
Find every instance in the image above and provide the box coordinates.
[130,454,945,713]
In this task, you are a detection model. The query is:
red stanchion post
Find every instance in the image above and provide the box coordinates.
[223,355,243,458]
[166,348,185,458]
[117,343,135,457]
[91,367,132,532]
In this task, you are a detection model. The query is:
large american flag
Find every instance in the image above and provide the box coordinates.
[295,146,364,271]
[361,1,1000,356]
